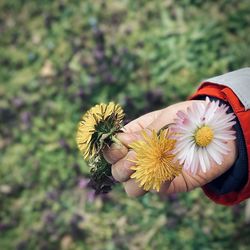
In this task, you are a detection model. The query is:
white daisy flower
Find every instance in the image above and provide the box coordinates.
[171,97,236,174]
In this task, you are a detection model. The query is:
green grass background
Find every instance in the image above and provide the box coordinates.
[1,0,250,249]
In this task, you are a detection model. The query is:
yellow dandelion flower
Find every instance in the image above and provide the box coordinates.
[76,102,124,160]
[129,129,182,192]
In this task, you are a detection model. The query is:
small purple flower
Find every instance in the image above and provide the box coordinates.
[0,223,12,231]
[20,111,31,124]
[75,87,86,99]
[103,73,115,84]
[20,111,31,129]
[78,178,90,189]
[94,49,105,61]
[87,190,96,203]
[12,97,24,109]
[168,193,178,202]
[59,139,70,152]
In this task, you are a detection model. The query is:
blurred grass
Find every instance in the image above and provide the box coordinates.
[0,0,250,249]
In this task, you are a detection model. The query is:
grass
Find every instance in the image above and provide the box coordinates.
[0,0,250,249]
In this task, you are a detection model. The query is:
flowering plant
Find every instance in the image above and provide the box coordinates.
[129,129,182,191]
[76,102,124,193]
[171,98,236,174]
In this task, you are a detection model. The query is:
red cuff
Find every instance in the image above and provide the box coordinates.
[190,82,250,206]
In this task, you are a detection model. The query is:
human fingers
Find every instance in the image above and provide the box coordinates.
[111,150,136,182]
[109,149,146,197]
[159,139,237,194]
[117,101,197,147]
[123,178,147,197]
[103,109,163,164]
[103,101,198,163]
[102,143,128,164]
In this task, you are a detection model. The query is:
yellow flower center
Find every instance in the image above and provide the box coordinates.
[194,126,214,147]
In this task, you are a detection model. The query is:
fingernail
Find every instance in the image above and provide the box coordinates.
[110,143,123,150]
[126,150,136,161]
[109,143,128,156]
[116,133,126,141]
[117,133,134,146]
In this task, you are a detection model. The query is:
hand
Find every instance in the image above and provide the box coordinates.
[103,101,237,197]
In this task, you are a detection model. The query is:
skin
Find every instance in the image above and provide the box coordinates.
[103,100,238,197]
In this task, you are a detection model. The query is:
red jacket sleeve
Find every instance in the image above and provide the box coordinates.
[190,82,250,205]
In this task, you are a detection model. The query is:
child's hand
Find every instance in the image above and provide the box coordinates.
[103,101,237,197]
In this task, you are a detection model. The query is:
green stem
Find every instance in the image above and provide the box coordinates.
[157,123,175,136]
[111,135,122,146]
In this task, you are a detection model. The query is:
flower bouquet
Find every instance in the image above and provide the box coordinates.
[76,98,236,194]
